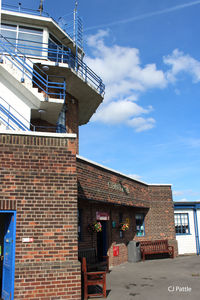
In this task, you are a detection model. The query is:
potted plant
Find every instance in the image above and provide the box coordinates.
[88,222,102,232]
[119,223,129,231]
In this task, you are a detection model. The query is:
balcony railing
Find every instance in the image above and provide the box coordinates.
[0,34,66,101]
[1,3,104,95]
[1,36,105,95]
[2,3,50,17]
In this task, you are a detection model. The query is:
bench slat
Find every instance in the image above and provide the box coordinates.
[140,240,174,261]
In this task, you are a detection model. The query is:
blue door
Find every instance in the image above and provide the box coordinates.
[2,213,16,300]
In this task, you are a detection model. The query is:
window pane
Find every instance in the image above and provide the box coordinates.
[1,28,17,44]
[175,213,189,234]
[19,26,43,35]
[136,214,145,236]
[18,32,43,56]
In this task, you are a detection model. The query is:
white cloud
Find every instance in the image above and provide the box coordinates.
[128,174,143,181]
[173,191,184,196]
[86,30,167,102]
[127,117,156,132]
[86,32,200,132]
[175,198,188,202]
[164,49,200,83]
[93,100,153,124]
[86,30,165,132]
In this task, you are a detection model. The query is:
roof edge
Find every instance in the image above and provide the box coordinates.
[76,155,171,187]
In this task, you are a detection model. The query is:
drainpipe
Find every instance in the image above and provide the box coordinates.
[0,0,3,63]
[193,207,200,255]
[56,103,67,133]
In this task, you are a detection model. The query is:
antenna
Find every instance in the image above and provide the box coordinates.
[73,1,78,43]
[38,0,44,16]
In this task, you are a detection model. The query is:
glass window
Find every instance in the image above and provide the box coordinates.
[135,214,145,236]
[1,23,17,44]
[119,212,123,238]
[174,213,189,234]
[18,26,43,56]
[48,33,62,62]
[78,209,82,241]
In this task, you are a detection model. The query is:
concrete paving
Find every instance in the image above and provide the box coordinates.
[93,255,200,300]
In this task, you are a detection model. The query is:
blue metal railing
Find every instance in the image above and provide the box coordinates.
[0,96,58,132]
[2,2,49,17]
[1,36,105,95]
[0,34,66,100]
[0,96,31,131]
[1,2,105,95]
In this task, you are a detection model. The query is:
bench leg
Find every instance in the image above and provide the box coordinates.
[142,253,145,261]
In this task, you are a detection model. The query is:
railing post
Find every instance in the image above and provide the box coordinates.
[99,80,103,95]
[56,46,59,66]
[85,65,87,83]
[21,55,25,83]
[45,75,49,101]
[63,80,66,101]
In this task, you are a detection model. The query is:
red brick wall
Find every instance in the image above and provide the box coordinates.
[66,93,79,154]
[77,157,177,266]
[0,133,81,300]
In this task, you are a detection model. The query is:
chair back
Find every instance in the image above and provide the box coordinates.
[82,257,87,273]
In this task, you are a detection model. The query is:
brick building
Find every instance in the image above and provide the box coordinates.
[77,156,177,266]
[0,2,177,300]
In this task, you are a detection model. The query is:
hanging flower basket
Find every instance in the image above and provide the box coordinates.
[119,223,129,231]
[88,222,102,233]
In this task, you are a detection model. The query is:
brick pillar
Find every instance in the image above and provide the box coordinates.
[66,93,79,154]
[0,132,81,300]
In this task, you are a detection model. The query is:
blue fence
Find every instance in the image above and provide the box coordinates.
[0,96,31,131]
[0,34,66,100]
[0,36,105,95]
[2,3,50,17]
[1,3,105,95]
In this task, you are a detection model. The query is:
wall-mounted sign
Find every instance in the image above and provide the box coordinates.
[108,181,129,194]
[113,245,119,256]
[96,212,110,221]
[22,237,34,243]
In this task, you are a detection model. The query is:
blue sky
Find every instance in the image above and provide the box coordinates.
[3,0,200,202]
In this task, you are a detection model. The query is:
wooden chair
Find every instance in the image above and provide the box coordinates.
[82,257,107,300]
[78,248,109,273]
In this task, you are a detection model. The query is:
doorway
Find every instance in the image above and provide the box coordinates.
[0,212,16,300]
[97,221,107,261]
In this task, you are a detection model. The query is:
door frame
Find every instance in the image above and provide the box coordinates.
[0,210,16,300]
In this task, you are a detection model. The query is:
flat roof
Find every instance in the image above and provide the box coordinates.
[77,155,172,187]
[174,201,200,205]
[1,9,84,56]
[0,129,77,138]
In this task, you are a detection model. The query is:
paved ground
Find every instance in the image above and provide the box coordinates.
[90,255,200,300]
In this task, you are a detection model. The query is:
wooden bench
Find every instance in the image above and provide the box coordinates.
[78,248,109,273]
[82,257,107,300]
[140,240,174,261]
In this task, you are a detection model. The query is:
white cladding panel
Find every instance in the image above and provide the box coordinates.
[175,209,196,254]
[0,72,31,130]
[197,209,200,245]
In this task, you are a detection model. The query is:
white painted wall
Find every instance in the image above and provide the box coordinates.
[175,209,197,255]
[197,209,200,245]
[0,71,31,130]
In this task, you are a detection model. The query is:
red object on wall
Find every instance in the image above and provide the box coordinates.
[113,246,119,256]
[96,211,110,221]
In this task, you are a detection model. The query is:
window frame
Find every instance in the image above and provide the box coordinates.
[78,209,82,242]
[135,213,145,237]
[1,22,44,57]
[174,213,190,235]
